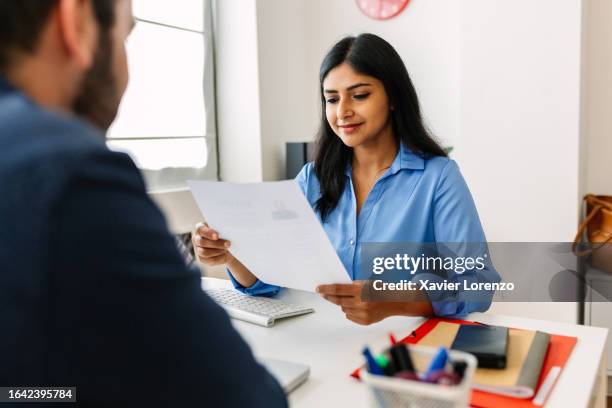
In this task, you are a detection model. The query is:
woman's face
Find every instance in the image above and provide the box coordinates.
[323,63,392,148]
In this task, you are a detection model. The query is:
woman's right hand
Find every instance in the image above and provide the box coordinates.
[192,222,235,267]
[192,222,259,288]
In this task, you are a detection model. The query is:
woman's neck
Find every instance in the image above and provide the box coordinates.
[352,129,399,175]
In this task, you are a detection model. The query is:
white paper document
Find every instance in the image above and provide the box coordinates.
[188,180,351,292]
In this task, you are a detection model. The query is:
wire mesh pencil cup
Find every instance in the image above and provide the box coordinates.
[360,344,477,408]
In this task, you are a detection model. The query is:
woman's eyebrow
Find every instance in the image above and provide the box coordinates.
[323,83,372,93]
[347,82,372,91]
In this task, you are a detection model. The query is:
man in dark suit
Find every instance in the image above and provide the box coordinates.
[0,1,287,406]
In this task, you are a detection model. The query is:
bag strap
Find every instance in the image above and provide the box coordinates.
[586,194,612,210]
[573,196,612,256]
[572,203,602,256]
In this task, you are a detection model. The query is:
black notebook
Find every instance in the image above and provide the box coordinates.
[451,325,509,369]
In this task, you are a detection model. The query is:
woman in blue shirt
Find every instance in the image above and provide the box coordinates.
[193,34,500,324]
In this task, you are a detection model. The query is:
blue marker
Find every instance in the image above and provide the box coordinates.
[424,347,448,379]
[363,347,384,375]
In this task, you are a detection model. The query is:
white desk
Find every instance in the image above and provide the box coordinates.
[202,278,608,407]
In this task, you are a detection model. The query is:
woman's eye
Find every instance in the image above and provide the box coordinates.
[326,98,339,104]
[354,93,370,100]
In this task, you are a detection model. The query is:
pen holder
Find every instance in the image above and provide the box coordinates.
[360,344,477,408]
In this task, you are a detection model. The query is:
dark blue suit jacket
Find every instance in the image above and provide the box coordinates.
[0,78,286,407]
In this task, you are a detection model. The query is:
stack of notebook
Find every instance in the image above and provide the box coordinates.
[418,321,550,399]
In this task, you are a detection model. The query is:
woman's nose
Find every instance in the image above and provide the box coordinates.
[337,100,354,120]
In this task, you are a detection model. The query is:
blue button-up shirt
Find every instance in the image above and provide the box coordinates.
[230,144,500,317]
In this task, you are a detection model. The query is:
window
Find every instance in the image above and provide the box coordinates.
[107,0,218,191]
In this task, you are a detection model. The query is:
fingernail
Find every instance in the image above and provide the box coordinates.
[225,241,231,248]
[212,233,218,240]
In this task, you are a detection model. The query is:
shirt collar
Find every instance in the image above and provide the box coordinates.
[396,143,425,171]
[345,143,425,177]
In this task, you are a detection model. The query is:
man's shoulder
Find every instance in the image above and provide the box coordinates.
[0,93,143,205]
[0,92,107,158]
[0,92,136,177]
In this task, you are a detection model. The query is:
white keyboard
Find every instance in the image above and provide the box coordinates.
[205,288,314,327]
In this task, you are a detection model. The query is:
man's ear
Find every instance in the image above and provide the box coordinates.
[56,0,98,69]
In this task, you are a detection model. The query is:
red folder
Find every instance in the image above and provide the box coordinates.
[351,318,577,407]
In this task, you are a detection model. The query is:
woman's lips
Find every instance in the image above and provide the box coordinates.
[339,123,363,134]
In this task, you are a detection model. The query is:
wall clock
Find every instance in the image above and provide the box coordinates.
[356,0,411,20]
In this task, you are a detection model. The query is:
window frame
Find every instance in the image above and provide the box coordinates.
[107,0,219,190]
[110,0,218,233]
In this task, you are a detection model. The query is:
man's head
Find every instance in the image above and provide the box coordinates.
[0,0,134,131]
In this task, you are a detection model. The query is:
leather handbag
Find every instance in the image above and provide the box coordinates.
[573,194,612,272]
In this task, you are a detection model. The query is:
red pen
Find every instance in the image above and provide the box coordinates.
[389,333,397,346]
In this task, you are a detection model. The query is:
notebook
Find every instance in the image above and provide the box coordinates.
[451,325,509,369]
[421,322,550,398]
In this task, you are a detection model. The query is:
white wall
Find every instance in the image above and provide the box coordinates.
[256,0,314,181]
[583,0,612,196]
[457,0,583,242]
[215,0,264,182]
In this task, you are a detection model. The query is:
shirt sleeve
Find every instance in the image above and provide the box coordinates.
[295,162,312,195]
[429,160,501,318]
[228,269,281,297]
[49,149,287,407]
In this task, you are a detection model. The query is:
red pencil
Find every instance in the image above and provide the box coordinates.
[389,333,397,345]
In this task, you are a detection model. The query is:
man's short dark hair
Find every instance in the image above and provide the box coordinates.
[0,0,115,72]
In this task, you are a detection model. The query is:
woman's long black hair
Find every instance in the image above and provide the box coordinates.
[314,33,447,221]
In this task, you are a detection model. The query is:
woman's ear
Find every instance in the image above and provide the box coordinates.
[56,0,98,69]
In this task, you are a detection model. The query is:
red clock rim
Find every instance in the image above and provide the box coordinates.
[355,0,411,21]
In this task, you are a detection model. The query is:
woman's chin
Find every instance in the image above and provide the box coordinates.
[338,134,364,148]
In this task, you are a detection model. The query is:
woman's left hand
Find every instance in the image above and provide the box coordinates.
[316,281,402,325]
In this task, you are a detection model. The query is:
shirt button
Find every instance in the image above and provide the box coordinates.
[349,239,355,246]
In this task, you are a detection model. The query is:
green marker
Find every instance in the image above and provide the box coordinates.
[375,354,390,368]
